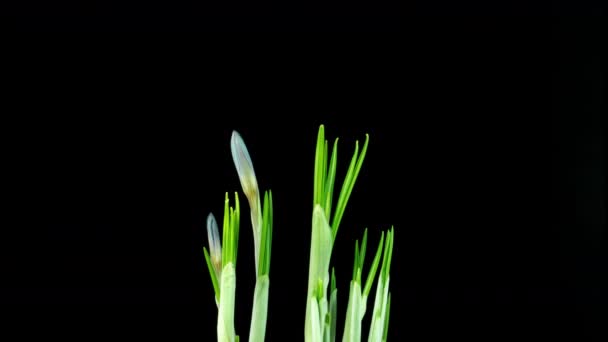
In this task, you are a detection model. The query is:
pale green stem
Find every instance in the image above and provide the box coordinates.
[218,263,237,342]
[248,275,270,342]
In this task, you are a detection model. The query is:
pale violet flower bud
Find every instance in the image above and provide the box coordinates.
[207,212,222,280]
[231,131,259,205]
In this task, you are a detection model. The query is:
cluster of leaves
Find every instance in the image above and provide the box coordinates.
[306,125,394,342]
[202,125,395,342]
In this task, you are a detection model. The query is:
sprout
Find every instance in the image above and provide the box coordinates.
[203,193,240,307]
[231,130,263,274]
[230,130,273,342]
[306,125,371,342]
[202,125,394,342]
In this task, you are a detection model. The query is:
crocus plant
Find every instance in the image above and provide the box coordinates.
[203,125,393,342]
[305,125,394,342]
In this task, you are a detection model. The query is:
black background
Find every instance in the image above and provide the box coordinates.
[1,1,548,31]
[1,17,606,342]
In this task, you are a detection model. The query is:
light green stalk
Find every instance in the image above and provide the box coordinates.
[248,274,269,341]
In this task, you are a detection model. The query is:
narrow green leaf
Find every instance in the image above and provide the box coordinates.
[368,229,394,341]
[266,190,273,276]
[229,206,235,264]
[384,228,394,282]
[332,134,369,240]
[367,276,384,342]
[353,240,360,282]
[324,138,338,221]
[222,192,229,266]
[322,138,328,207]
[233,192,240,266]
[203,247,220,301]
[258,191,269,276]
[382,292,391,342]
[363,231,384,298]
[329,288,338,342]
[360,228,368,272]
[314,125,326,206]
[381,229,394,283]
[318,139,327,205]
[331,141,359,238]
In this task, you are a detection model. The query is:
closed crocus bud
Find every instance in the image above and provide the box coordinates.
[231,131,259,204]
[231,130,263,273]
[207,212,222,281]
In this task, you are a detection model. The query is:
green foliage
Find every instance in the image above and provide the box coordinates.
[203,125,394,342]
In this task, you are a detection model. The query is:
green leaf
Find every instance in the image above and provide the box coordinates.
[266,191,273,275]
[368,228,393,342]
[233,192,240,266]
[324,138,338,220]
[360,229,368,271]
[329,288,338,342]
[363,231,384,298]
[382,292,391,342]
[331,134,369,240]
[222,192,229,266]
[332,141,358,237]
[259,191,270,276]
[380,229,394,284]
[314,125,326,207]
[353,239,360,282]
[322,138,328,206]
[367,276,386,342]
[203,246,220,301]
[260,190,274,276]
